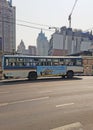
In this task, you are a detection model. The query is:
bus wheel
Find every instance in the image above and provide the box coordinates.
[28,72,37,80]
[67,71,74,79]
[4,74,8,79]
[62,75,65,79]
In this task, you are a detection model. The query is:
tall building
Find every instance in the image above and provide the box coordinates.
[17,40,26,54]
[48,28,68,56]
[0,0,16,54]
[36,30,49,56]
[28,45,36,56]
[49,26,93,56]
[17,40,36,55]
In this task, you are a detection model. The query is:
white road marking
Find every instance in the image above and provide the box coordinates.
[39,91,52,93]
[0,103,9,107]
[50,122,83,130]
[0,96,49,107]
[9,96,49,105]
[56,103,74,108]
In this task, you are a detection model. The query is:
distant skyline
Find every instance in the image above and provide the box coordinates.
[12,0,93,48]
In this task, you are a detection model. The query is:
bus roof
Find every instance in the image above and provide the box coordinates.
[3,55,82,59]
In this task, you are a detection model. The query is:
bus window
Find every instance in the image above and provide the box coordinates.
[71,59,76,66]
[33,58,39,66]
[5,58,9,66]
[39,59,47,66]
[16,58,23,67]
[6,57,17,67]
[68,59,74,66]
[59,58,64,65]
[47,59,52,66]
[12,62,16,66]
[31,62,36,66]
[52,59,59,66]
[76,59,82,66]
[64,58,70,65]
[64,58,75,66]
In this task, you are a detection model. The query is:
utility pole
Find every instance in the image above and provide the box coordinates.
[68,0,78,28]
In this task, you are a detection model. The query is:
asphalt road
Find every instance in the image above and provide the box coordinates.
[0,76,93,130]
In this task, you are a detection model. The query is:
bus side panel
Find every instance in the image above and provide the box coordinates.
[67,66,84,74]
[37,66,67,77]
[3,69,36,78]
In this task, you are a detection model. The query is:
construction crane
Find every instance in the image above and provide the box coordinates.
[49,27,59,32]
[9,0,12,6]
[68,0,78,28]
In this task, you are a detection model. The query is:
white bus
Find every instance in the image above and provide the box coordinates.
[2,55,83,80]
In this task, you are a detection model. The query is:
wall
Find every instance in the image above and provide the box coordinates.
[83,56,93,75]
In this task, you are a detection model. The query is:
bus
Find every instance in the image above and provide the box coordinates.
[2,55,83,80]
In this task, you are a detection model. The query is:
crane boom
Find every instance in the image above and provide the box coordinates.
[68,0,78,28]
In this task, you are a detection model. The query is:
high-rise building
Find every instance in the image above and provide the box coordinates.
[17,40,36,55]
[28,45,36,56]
[17,40,26,54]
[0,0,16,54]
[36,30,49,56]
[49,26,93,56]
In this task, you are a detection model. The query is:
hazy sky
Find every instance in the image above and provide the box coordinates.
[12,0,93,48]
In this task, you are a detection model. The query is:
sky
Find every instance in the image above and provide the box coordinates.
[12,0,93,49]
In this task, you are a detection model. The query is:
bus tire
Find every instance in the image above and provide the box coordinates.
[67,71,74,79]
[28,72,37,80]
[62,75,65,79]
[3,74,9,79]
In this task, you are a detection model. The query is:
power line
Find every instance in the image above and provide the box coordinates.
[0,19,54,32]
[16,23,54,32]
[1,15,55,31]
[17,19,51,28]
[1,15,52,28]
[0,5,56,30]
[1,13,93,33]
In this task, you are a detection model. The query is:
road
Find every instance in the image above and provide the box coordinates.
[0,76,93,130]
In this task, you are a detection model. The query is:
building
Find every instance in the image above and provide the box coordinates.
[36,30,49,56]
[17,40,26,54]
[48,28,68,56]
[0,0,16,54]
[28,45,36,56]
[17,40,36,55]
[49,26,93,56]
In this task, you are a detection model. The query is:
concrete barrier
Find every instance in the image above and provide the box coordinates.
[51,122,83,130]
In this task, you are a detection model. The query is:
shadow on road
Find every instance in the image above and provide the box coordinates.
[0,76,83,86]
